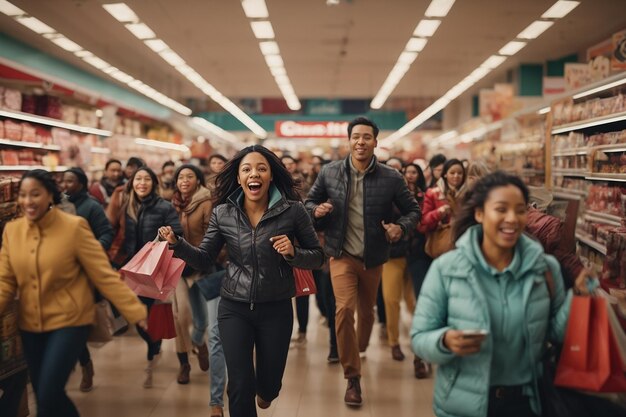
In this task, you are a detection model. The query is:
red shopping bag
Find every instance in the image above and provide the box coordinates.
[121,241,185,300]
[147,302,176,341]
[554,296,626,392]
[294,268,317,297]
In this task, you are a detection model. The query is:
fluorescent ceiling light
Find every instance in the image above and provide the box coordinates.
[102,66,118,74]
[274,74,290,85]
[16,16,55,34]
[572,77,626,99]
[102,3,138,23]
[159,50,186,66]
[0,0,24,16]
[250,21,275,39]
[259,41,280,55]
[436,130,458,142]
[125,22,156,39]
[498,41,526,56]
[480,55,507,69]
[241,0,269,19]
[541,1,580,19]
[192,117,240,144]
[517,20,554,39]
[51,36,82,52]
[467,66,491,81]
[110,70,134,83]
[135,138,189,152]
[270,66,286,76]
[83,56,111,70]
[265,54,284,68]
[405,37,428,52]
[398,51,418,65]
[75,50,93,58]
[144,39,169,53]
[424,0,456,17]
[413,19,441,37]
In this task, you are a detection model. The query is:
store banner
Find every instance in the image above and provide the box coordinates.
[275,121,349,138]
[543,77,566,99]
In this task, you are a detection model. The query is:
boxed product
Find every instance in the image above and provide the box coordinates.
[0,120,4,139]
[36,95,63,120]
[77,108,97,128]
[20,123,36,142]
[61,105,78,125]
[592,149,626,174]
[3,120,22,141]
[602,228,626,287]
[0,88,22,112]
[35,127,52,145]
[17,150,35,165]
[0,151,19,166]
[586,184,626,216]
[20,94,36,115]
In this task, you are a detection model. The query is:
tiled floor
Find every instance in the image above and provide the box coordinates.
[36,302,435,416]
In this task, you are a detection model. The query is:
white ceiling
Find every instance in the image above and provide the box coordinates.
[1,0,625,107]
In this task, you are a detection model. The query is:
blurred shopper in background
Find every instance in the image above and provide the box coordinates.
[90,158,125,208]
[124,157,146,181]
[0,169,146,417]
[161,145,323,417]
[159,160,176,202]
[427,153,447,188]
[206,154,227,194]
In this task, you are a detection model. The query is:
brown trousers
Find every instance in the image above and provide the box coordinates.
[330,255,382,379]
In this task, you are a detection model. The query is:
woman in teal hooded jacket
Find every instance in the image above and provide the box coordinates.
[411,172,589,417]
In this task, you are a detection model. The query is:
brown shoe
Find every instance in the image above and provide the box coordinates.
[257,395,271,409]
[414,356,431,379]
[177,363,191,384]
[79,360,94,392]
[192,343,210,372]
[344,377,362,406]
[391,345,405,361]
[210,405,224,417]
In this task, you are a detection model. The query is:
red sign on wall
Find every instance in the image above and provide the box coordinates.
[275,121,349,138]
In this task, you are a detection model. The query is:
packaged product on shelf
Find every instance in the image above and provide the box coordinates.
[0,88,22,112]
[602,228,626,288]
[0,120,4,139]
[0,177,17,203]
[3,121,22,141]
[0,151,19,166]
[35,127,52,145]
[50,127,70,145]
[592,148,626,174]
[36,95,63,120]
[20,94,36,115]
[17,150,36,166]
[61,105,78,125]
[20,124,36,143]
[586,184,625,215]
[77,109,97,128]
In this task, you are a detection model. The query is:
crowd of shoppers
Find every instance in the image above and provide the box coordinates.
[0,115,619,417]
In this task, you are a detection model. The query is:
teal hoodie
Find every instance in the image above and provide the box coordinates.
[411,224,573,417]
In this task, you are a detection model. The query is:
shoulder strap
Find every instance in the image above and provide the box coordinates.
[545,269,555,301]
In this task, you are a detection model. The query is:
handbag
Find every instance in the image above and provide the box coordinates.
[424,223,453,258]
[294,268,317,297]
[147,301,177,341]
[88,300,114,344]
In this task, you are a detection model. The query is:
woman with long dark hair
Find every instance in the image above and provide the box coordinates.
[160,145,324,417]
[0,170,146,417]
[115,166,183,388]
[411,171,589,417]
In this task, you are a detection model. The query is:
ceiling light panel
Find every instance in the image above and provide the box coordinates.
[498,41,527,56]
[241,0,269,18]
[259,41,280,55]
[50,36,82,52]
[413,19,441,37]
[102,3,138,23]
[541,0,580,19]
[125,22,156,40]
[424,0,456,17]
[250,21,275,39]
[405,37,428,52]
[381,0,574,144]
[517,20,554,39]
[101,2,266,137]
[0,0,23,16]
[16,16,55,34]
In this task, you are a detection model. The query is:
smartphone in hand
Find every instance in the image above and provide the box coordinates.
[460,329,489,338]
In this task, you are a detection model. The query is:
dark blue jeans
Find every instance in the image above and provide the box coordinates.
[21,325,90,417]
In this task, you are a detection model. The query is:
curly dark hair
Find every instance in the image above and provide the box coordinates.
[215,145,299,205]
[20,169,62,204]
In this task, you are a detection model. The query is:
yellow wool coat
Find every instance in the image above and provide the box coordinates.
[0,208,146,332]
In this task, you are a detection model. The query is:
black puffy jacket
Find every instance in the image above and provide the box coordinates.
[69,190,114,251]
[172,187,324,305]
[123,194,183,262]
[305,156,420,269]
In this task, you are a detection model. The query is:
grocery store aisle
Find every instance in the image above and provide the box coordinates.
[56,301,434,417]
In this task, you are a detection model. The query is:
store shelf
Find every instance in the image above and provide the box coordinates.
[585,173,626,182]
[553,191,582,200]
[552,168,588,177]
[592,144,626,153]
[575,232,607,255]
[90,146,111,154]
[552,148,589,157]
[551,111,626,135]
[0,165,69,172]
[552,187,587,197]
[585,210,623,226]
[518,169,544,176]
[0,138,61,151]
[0,109,112,137]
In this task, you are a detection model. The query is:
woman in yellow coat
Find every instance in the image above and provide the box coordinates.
[0,169,147,417]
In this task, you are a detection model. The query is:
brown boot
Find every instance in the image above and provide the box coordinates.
[79,360,94,392]
[344,377,362,406]
[391,345,405,361]
[414,355,431,379]
[192,343,209,372]
[177,363,191,384]
[257,396,271,409]
[210,405,224,417]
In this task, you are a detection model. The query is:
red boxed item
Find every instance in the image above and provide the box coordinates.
[35,127,52,145]
[21,123,36,142]
[21,94,36,115]
[3,120,22,141]
[17,150,35,165]
[36,95,63,120]
[1,151,19,166]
